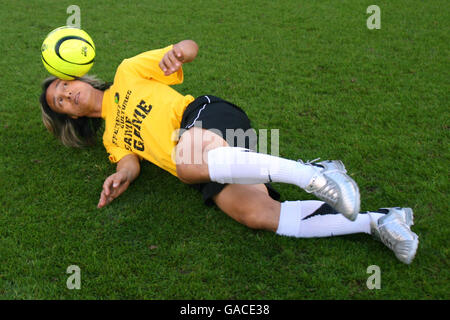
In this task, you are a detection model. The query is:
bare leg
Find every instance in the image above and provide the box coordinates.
[212,184,281,232]
[175,127,228,183]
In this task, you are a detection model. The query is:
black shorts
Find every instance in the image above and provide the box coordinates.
[179,95,281,206]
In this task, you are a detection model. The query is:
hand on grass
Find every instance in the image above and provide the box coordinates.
[97,171,130,208]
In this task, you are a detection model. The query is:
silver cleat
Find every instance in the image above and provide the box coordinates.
[369,207,419,264]
[301,159,360,221]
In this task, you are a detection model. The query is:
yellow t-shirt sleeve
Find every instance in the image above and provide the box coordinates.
[105,144,142,163]
[119,45,184,85]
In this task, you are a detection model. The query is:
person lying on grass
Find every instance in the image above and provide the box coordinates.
[39,39,419,264]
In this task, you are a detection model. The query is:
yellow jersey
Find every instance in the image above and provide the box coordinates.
[101,45,195,176]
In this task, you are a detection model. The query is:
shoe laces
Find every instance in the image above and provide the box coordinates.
[297,158,321,165]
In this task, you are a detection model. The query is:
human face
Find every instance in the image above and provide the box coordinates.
[46,79,96,119]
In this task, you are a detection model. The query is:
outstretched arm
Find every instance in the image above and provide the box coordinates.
[97,154,141,208]
[159,40,198,76]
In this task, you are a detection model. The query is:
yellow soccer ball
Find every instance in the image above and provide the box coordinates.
[41,26,95,80]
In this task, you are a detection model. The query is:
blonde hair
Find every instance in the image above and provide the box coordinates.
[39,75,111,148]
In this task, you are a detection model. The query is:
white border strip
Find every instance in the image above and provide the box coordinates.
[186,96,211,128]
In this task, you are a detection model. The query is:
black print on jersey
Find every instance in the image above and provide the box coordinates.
[124,100,152,152]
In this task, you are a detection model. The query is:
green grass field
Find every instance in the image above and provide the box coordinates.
[0,0,448,300]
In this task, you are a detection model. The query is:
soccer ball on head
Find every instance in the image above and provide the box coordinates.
[41,26,95,80]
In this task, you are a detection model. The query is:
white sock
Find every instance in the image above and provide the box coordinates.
[207,147,319,188]
[276,200,385,238]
